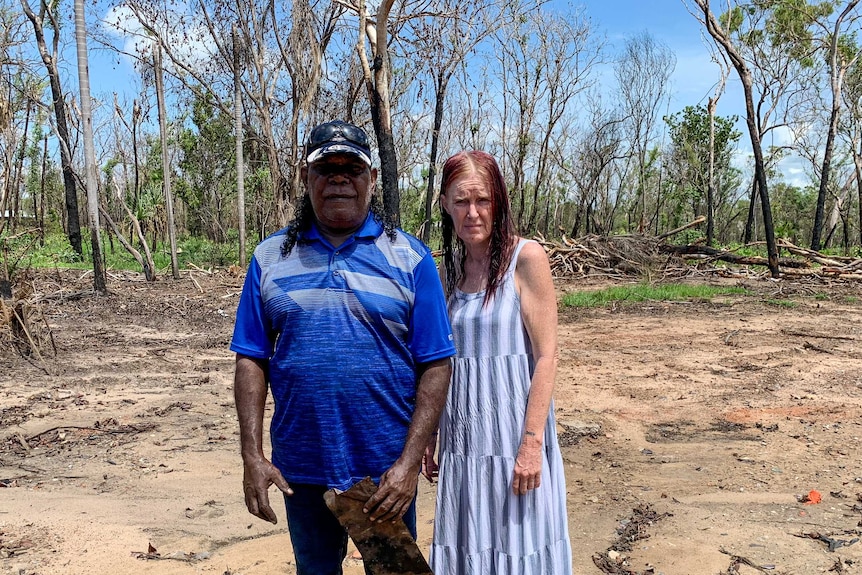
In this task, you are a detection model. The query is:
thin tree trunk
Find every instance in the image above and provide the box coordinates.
[810,0,860,251]
[153,44,180,279]
[696,1,778,276]
[132,100,141,211]
[422,73,448,244]
[857,157,862,246]
[744,176,758,243]
[75,0,107,294]
[99,202,155,281]
[370,90,399,225]
[39,134,47,244]
[21,0,83,255]
[706,96,716,246]
[233,26,247,267]
[358,0,399,225]
[12,100,32,233]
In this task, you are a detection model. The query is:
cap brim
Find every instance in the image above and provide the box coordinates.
[306,143,372,166]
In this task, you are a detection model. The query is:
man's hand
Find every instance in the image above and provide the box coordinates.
[242,456,293,524]
[363,459,418,523]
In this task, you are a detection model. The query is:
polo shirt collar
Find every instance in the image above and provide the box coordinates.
[305,213,382,246]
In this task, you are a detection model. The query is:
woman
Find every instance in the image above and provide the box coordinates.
[426,150,571,574]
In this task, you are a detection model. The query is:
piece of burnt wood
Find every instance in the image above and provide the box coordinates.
[324,477,433,575]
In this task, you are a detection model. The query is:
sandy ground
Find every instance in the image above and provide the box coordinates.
[1,269,861,575]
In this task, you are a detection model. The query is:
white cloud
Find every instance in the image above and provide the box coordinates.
[100,2,218,75]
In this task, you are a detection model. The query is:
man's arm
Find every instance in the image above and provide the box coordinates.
[234,354,292,524]
[364,357,451,522]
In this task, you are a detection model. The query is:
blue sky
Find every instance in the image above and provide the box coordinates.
[574,0,807,185]
[83,0,805,185]
[92,0,741,120]
[575,0,744,117]
[89,0,730,113]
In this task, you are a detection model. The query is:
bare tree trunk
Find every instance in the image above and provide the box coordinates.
[743,175,758,243]
[358,0,399,225]
[132,100,141,210]
[153,44,180,279]
[706,96,716,246]
[39,134,47,244]
[11,100,31,233]
[694,1,779,277]
[233,26,247,267]
[99,199,155,281]
[75,0,107,295]
[422,72,448,244]
[811,0,860,251]
[21,0,82,254]
[857,154,862,246]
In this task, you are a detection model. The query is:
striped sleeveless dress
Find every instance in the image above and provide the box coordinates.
[430,239,572,575]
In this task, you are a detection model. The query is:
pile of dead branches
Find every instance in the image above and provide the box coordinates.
[536,218,862,281]
[0,270,57,364]
[538,233,669,279]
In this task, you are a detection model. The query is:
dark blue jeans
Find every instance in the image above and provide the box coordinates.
[283,483,417,575]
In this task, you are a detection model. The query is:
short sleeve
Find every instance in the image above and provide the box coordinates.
[408,251,456,364]
[230,256,273,359]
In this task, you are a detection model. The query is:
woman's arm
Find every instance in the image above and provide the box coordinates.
[512,240,559,495]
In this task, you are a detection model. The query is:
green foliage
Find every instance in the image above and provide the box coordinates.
[560,283,748,308]
[727,0,835,67]
[723,242,769,257]
[769,182,816,243]
[173,235,243,268]
[663,105,743,237]
[2,231,81,272]
[177,92,237,241]
[837,31,860,65]
[23,231,245,273]
[136,183,165,223]
[720,6,746,33]
[665,105,741,169]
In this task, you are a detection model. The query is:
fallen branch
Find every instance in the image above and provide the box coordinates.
[186,262,213,275]
[659,244,809,268]
[188,272,203,294]
[781,329,855,341]
[803,341,832,354]
[791,531,860,552]
[718,547,775,573]
[657,215,706,240]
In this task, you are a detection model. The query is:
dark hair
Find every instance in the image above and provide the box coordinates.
[439,150,516,306]
[281,192,395,256]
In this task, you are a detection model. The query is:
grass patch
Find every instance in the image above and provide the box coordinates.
[765,299,797,308]
[561,283,748,309]
[4,230,248,274]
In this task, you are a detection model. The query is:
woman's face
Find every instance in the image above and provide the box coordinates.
[442,171,494,248]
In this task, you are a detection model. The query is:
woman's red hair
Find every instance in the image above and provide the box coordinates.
[440,151,516,305]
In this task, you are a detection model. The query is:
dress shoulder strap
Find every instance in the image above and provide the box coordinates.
[506,238,530,274]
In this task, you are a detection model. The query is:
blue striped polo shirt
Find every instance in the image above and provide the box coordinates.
[230,214,455,490]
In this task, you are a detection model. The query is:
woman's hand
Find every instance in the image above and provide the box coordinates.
[421,434,439,483]
[512,436,543,495]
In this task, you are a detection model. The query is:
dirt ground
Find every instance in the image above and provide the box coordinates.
[1,268,861,575]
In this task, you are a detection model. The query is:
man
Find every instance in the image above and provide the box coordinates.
[230,120,454,575]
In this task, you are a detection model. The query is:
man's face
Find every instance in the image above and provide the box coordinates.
[302,154,377,238]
